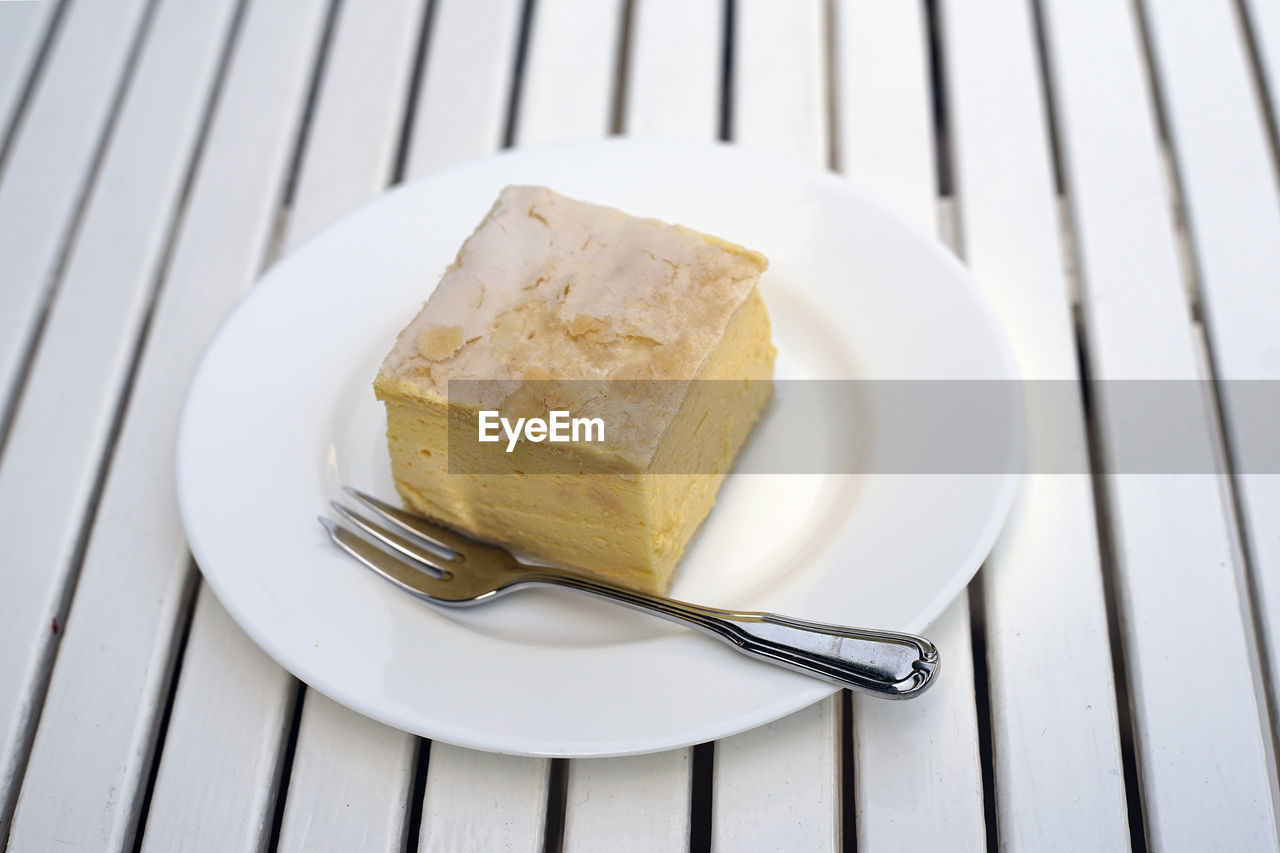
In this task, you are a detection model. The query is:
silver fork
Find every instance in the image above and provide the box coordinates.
[320,487,940,699]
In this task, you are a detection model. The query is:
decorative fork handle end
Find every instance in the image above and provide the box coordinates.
[720,614,940,699]
[521,571,939,699]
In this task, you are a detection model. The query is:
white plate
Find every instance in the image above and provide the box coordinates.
[176,139,1020,757]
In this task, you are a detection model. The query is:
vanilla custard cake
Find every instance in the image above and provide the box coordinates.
[374,185,775,593]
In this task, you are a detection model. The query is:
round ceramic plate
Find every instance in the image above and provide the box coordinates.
[176,139,1020,756]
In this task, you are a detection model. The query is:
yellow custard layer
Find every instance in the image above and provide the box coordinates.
[374,186,775,593]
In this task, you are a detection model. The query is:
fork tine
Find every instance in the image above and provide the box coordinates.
[343,486,480,556]
[330,502,453,578]
[319,517,453,601]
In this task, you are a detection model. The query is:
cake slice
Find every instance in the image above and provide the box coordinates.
[374,185,775,593]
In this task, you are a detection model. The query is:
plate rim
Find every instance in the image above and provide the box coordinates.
[176,137,1022,756]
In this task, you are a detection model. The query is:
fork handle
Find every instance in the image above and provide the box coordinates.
[520,572,939,699]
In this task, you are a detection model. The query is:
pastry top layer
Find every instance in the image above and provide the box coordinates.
[377,185,767,396]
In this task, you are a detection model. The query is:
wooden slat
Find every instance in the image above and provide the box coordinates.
[732,0,826,164]
[279,693,417,853]
[714,3,840,850]
[1241,0,1280,139]
[0,0,57,148]
[285,0,429,248]
[0,0,152,426]
[142,1,430,849]
[6,0,333,847]
[938,0,1133,848]
[419,745,550,853]
[626,0,722,142]
[712,700,839,852]
[142,590,299,851]
[833,3,986,848]
[0,0,242,839]
[514,0,626,144]
[406,0,525,174]
[854,604,985,849]
[1139,0,1280,835]
[562,752,691,852]
[624,0,722,139]
[833,0,935,227]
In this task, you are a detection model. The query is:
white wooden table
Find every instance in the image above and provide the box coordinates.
[2,0,1278,849]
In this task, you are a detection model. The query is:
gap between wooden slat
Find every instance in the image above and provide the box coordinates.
[278,0,348,212]
[963,582,999,853]
[0,0,163,459]
[837,691,854,853]
[1028,0,1065,196]
[1129,0,1280,814]
[402,739,431,853]
[128,574,199,853]
[390,0,439,186]
[1027,0,1080,310]
[688,742,714,853]
[1233,0,1280,195]
[264,686,307,852]
[923,0,952,199]
[124,573,204,852]
[541,758,570,853]
[718,0,733,142]
[501,0,539,149]
[262,0,347,268]
[1119,0,1201,315]
[822,0,840,174]
[609,0,635,135]
[0,0,68,178]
